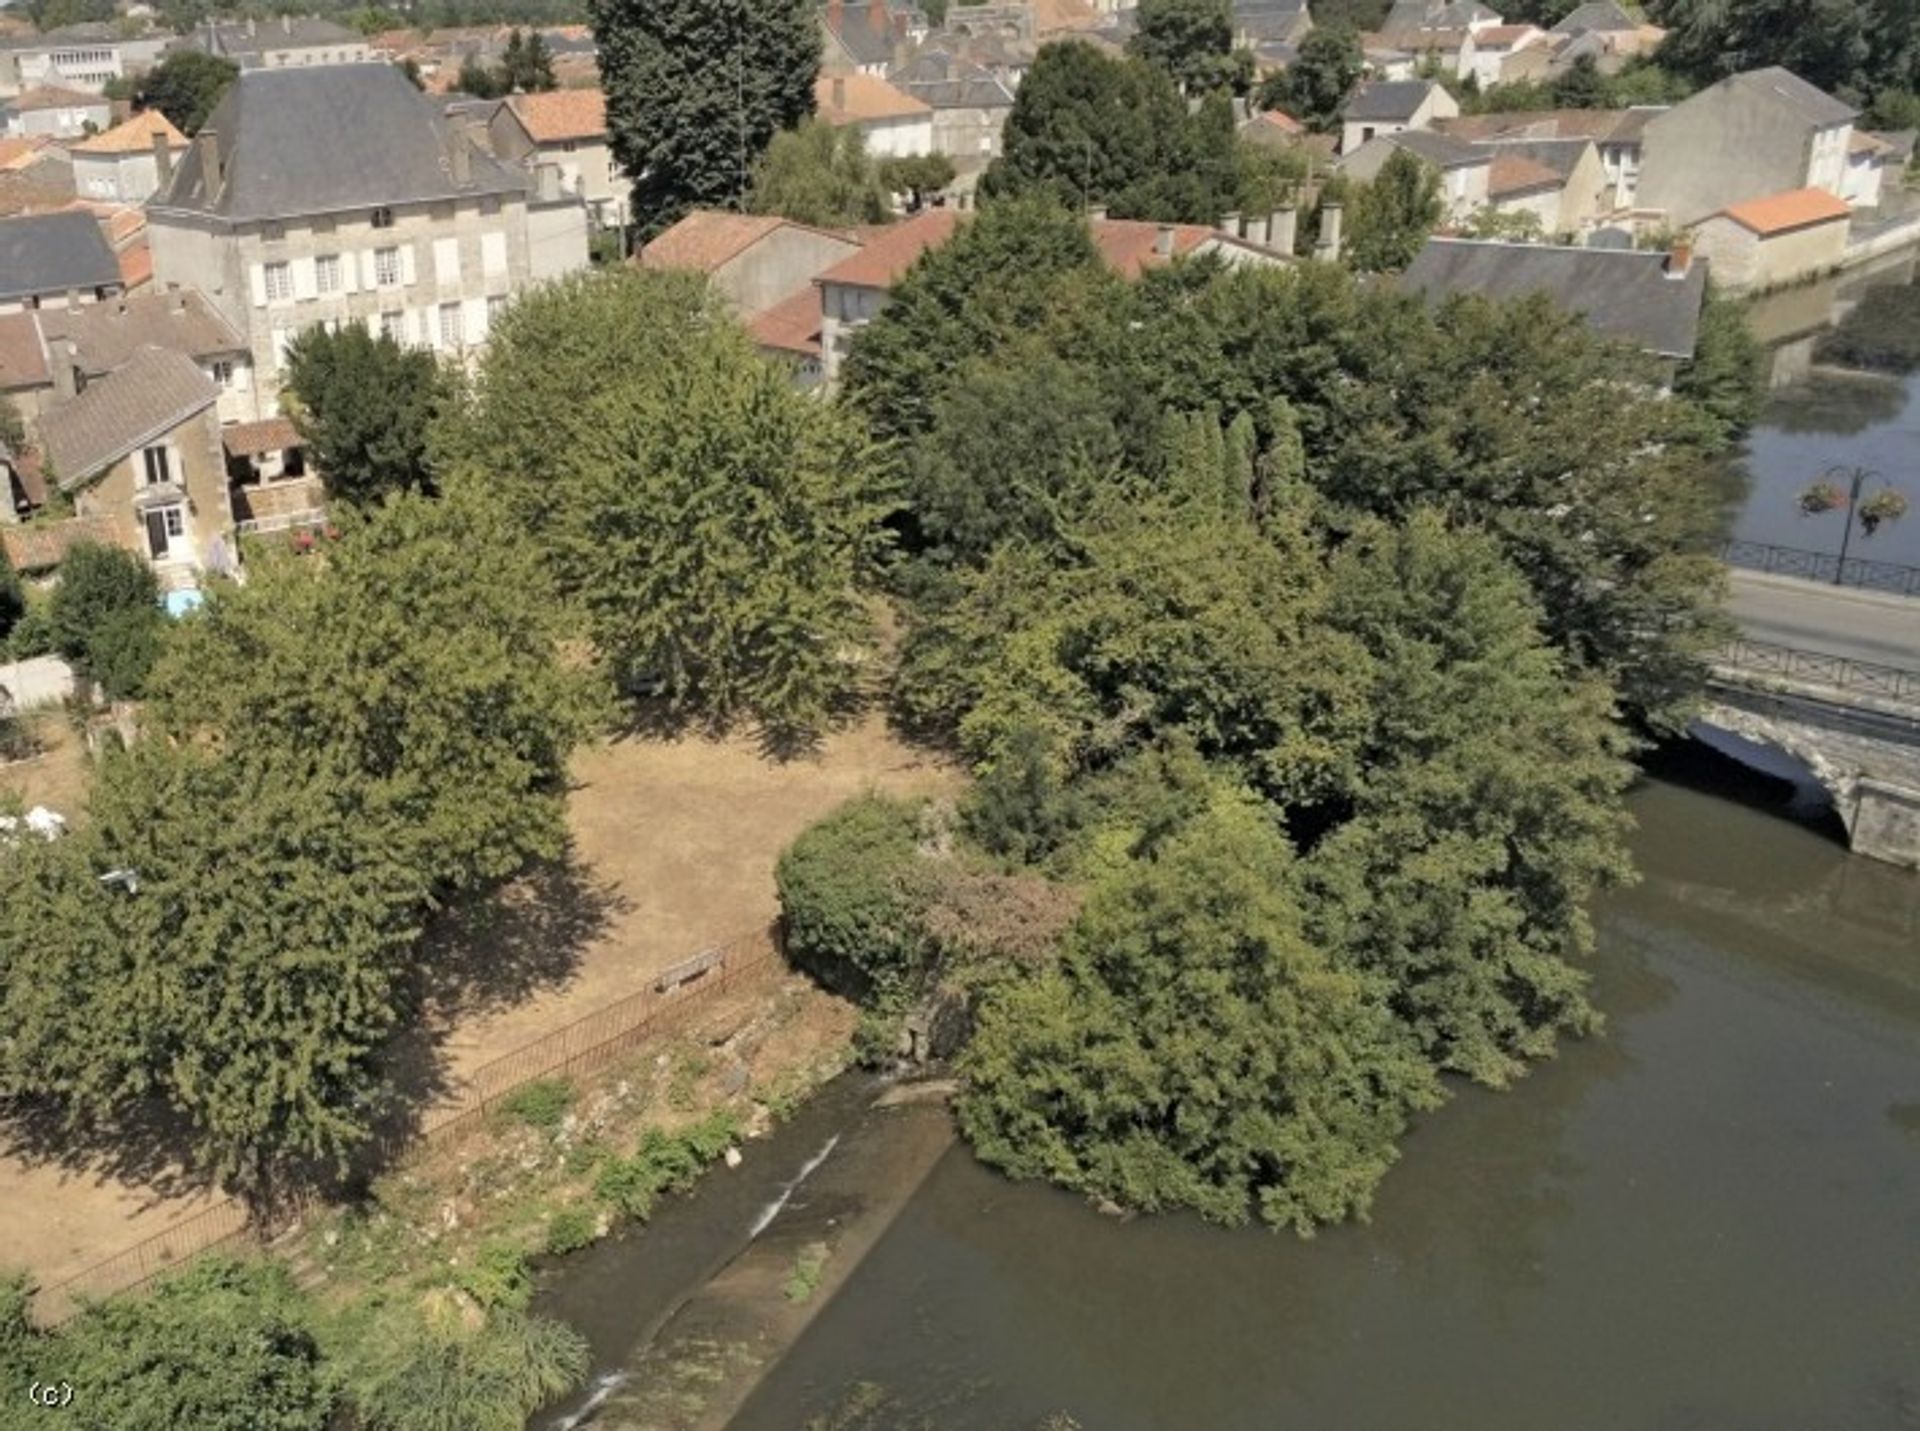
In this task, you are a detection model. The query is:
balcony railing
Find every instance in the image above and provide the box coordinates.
[234,507,327,538]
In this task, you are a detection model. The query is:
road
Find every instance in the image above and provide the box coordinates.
[1726,569,1920,670]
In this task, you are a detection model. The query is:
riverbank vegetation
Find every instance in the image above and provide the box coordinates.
[779,197,1755,1230]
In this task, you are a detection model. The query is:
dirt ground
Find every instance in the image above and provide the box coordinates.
[0,714,957,1292]
[0,716,91,821]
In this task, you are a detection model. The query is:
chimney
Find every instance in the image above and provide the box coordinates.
[195,127,221,191]
[826,0,842,20]
[1088,203,1108,221]
[1270,205,1297,254]
[868,0,886,29]
[151,127,173,184]
[1153,223,1174,258]
[831,75,846,112]
[246,14,255,36]
[1244,212,1269,247]
[1665,238,1693,279]
[450,131,470,185]
[1315,201,1343,263]
[1218,209,1241,238]
[50,338,77,401]
[280,13,290,32]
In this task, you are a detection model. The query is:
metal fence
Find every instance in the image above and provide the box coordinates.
[1714,637,1920,707]
[1720,540,1920,599]
[30,929,783,1324]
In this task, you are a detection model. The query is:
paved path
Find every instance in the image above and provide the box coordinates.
[1726,569,1920,670]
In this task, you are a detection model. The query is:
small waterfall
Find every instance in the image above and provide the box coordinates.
[747,1134,841,1240]
[549,1369,630,1429]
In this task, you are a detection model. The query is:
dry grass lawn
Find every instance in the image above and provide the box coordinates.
[0,713,956,1291]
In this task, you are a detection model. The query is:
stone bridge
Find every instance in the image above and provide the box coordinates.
[1705,568,1920,869]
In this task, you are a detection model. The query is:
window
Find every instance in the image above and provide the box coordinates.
[263,260,293,302]
[371,206,394,228]
[140,445,172,487]
[210,359,234,386]
[374,246,401,287]
[315,253,342,294]
[379,309,405,343]
[438,302,463,349]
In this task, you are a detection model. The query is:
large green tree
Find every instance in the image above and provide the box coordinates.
[46,540,165,700]
[283,326,448,506]
[1257,25,1362,130]
[748,117,889,227]
[958,793,1441,1231]
[1127,0,1239,94]
[132,50,238,136]
[1649,0,1902,98]
[592,0,819,232]
[441,269,893,742]
[1344,146,1443,272]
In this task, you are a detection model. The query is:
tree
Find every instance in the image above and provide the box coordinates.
[748,118,888,227]
[132,50,238,136]
[441,269,893,741]
[1260,25,1362,131]
[283,325,448,505]
[1344,147,1441,272]
[957,794,1441,1231]
[457,54,508,98]
[1673,285,1766,447]
[46,540,164,698]
[776,793,930,998]
[877,152,957,211]
[501,27,557,91]
[1128,0,1235,94]
[1551,52,1608,106]
[592,0,819,233]
[1302,511,1635,1087]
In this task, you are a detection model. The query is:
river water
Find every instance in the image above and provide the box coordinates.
[727,753,1920,1431]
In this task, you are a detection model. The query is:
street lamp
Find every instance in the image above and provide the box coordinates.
[1796,463,1910,584]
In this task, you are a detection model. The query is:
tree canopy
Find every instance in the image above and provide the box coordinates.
[133,50,238,136]
[1343,147,1442,273]
[283,326,448,506]
[1127,0,1246,95]
[749,117,889,227]
[46,540,165,699]
[592,0,818,232]
[1257,26,1362,130]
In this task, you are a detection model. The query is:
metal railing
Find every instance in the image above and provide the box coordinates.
[1719,539,1920,598]
[234,507,328,538]
[1713,637,1920,707]
[29,928,783,1324]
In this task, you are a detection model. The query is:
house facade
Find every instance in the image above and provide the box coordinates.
[817,72,934,159]
[1689,187,1852,291]
[70,110,189,202]
[639,211,863,315]
[183,17,373,69]
[488,89,631,231]
[1341,80,1458,155]
[1,84,112,138]
[1637,67,1856,227]
[147,64,590,408]
[1338,129,1491,220]
[0,26,170,99]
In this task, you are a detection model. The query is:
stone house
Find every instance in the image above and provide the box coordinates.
[488,89,630,231]
[821,0,924,77]
[69,110,188,203]
[1,84,111,139]
[1637,67,1856,227]
[36,344,232,582]
[0,25,170,100]
[1440,107,1662,212]
[181,16,373,70]
[1477,137,1608,234]
[638,211,863,316]
[1460,24,1547,89]
[1337,129,1491,220]
[0,210,122,313]
[147,63,590,409]
[1341,80,1458,155]
[1688,187,1852,292]
[816,72,934,160]
[891,53,1014,174]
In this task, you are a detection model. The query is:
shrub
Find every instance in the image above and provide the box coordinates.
[775,794,929,997]
[500,1078,574,1131]
[544,1207,597,1256]
[455,1241,533,1313]
[592,1112,742,1222]
[46,541,164,698]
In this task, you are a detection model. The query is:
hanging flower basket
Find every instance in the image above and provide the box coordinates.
[1857,488,1909,537]
[1796,480,1846,516]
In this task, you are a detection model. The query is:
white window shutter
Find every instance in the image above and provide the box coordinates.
[291,256,317,301]
[249,263,268,307]
[399,243,417,286]
[464,295,487,342]
[481,231,507,276]
[359,250,377,289]
[234,359,251,392]
[434,236,461,284]
[363,312,379,336]
[339,254,358,295]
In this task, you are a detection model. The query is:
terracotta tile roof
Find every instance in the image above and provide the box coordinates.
[815,208,961,288]
[1033,0,1102,33]
[0,310,46,390]
[746,286,823,356]
[0,515,127,572]
[1716,186,1852,236]
[507,87,606,143]
[7,84,101,112]
[640,211,790,273]
[221,415,301,458]
[1474,23,1538,44]
[1488,153,1562,196]
[816,72,930,124]
[116,238,151,291]
[1090,218,1215,277]
[0,136,50,170]
[38,289,245,373]
[1249,108,1304,135]
[70,109,188,156]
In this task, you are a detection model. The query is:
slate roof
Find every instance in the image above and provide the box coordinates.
[1383,128,1486,168]
[1345,80,1442,122]
[1721,67,1857,128]
[39,346,217,488]
[0,210,118,303]
[1488,153,1562,196]
[892,53,1016,107]
[198,15,363,58]
[823,1,907,66]
[1399,237,1708,359]
[1477,135,1594,178]
[150,63,529,223]
[1551,1,1638,34]
[0,23,123,52]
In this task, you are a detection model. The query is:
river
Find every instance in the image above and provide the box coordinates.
[725,751,1920,1431]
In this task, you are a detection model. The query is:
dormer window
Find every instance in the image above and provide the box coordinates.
[371,206,394,229]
